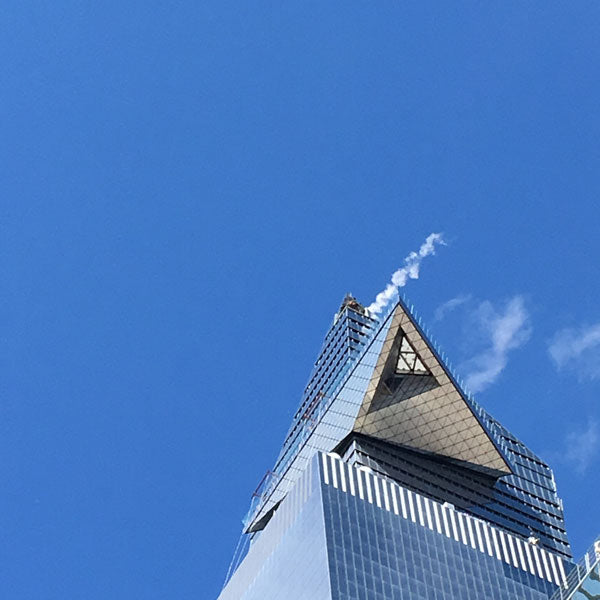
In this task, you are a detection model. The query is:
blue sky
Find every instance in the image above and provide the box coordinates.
[2,3,600,599]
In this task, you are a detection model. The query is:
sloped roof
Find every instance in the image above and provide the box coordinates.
[353,302,512,475]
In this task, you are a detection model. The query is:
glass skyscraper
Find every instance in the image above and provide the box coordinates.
[217,295,598,599]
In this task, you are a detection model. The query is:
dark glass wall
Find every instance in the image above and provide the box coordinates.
[323,481,558,600]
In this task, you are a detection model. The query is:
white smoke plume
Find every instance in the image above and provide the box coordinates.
[367,233,446,316]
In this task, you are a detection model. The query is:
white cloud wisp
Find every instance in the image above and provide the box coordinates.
[433,294,472,322]
[563,420,599,475]
[367,233,446,316]
[548,323,600,381]
[463,296,532,393]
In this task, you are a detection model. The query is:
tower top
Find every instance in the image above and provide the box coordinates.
[338,293,366,315]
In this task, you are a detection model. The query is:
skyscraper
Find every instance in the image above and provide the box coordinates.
[217,295,597,600]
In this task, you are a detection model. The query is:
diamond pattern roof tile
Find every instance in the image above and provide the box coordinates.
[352,302,511,475]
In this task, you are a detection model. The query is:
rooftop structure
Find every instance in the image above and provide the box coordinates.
[217,294,590,599]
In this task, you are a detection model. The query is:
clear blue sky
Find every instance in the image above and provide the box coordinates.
[2,3,600,599]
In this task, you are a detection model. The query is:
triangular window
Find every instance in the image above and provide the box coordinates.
[395,337,428,374]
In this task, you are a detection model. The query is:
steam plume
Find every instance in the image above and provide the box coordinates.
[367,233,446,316]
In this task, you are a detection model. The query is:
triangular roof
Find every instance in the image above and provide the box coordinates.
[353,302,511,475]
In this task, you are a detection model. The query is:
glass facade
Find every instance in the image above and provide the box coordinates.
[549,541,600,600]
[245,297,392,534]
[219,455,331,600]
[325,487,555,600]
[570,565,600,600]
[219,453,565,600]
[217,295,595,599]
[321,453,561,600]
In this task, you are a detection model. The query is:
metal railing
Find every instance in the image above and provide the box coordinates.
[550,537,600,600]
